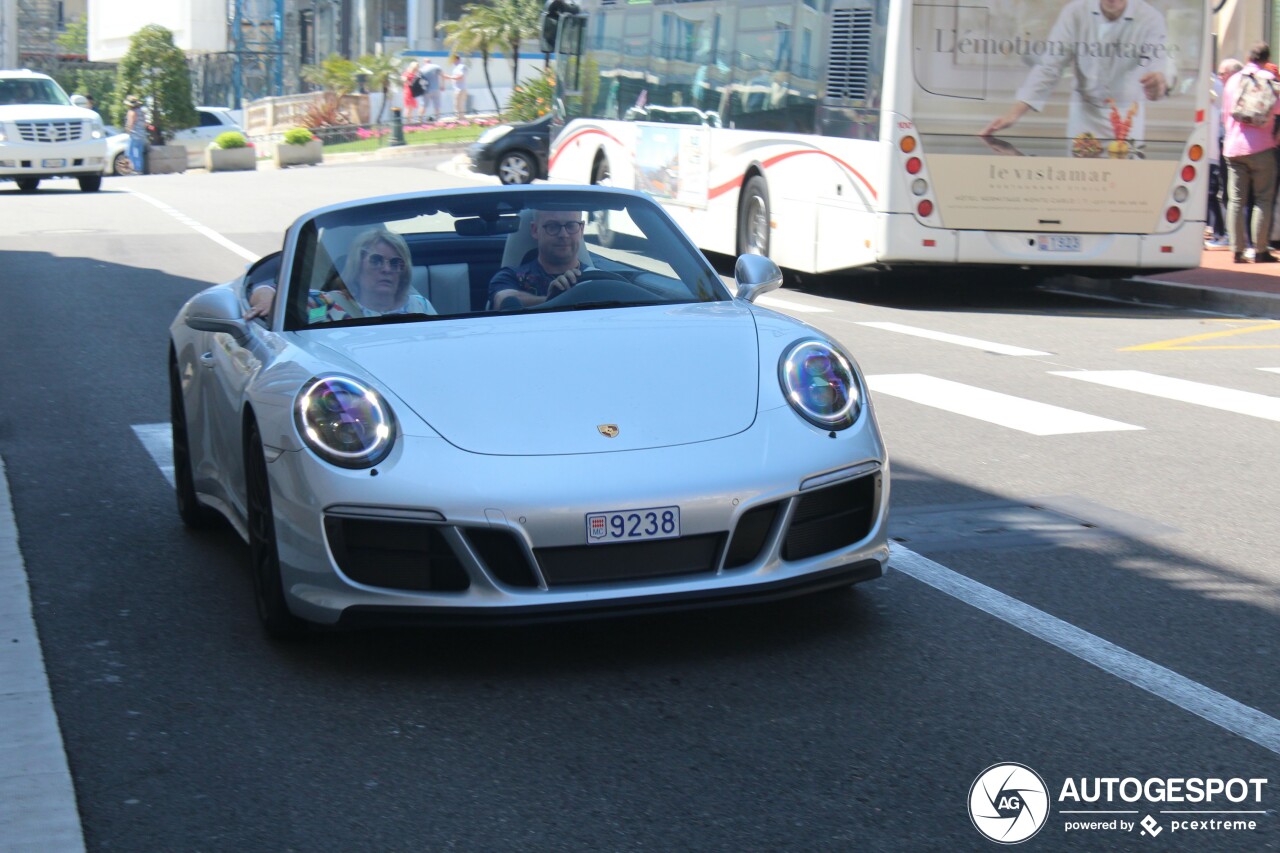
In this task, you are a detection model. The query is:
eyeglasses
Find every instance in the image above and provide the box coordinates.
[540,219,584,235]
[363,251,406,271]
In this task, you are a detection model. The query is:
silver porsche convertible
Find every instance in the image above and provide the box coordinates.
[169,186,890,637]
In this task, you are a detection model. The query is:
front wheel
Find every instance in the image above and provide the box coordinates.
[78,175,102,192]
[497,150,535,184]
[16,178,39,193]
[170,353,218,529]
[245,420,307,640]
[737,175,770,257]
[113,152,135,176]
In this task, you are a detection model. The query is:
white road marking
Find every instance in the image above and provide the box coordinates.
[866,374,1143,435]
[856,322,1051,356]
[1054,370,1280,422]
[0,456,87,851]
[132,424,175,488]
[1260,368,1280,375]
[755,295,832,314]
[127,424,1280,755]
[127,191,262,263]
[891,546,1280,756]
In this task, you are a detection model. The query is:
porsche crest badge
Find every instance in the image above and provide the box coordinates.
[597,424,620,438]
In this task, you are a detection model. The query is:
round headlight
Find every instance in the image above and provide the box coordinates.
[295,375,396,467]
[779,340,860,430]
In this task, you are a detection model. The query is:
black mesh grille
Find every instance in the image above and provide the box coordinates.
[783,475,876,561]
[465,528,539,588]
[724,502,781,569]
[536,534,724,586]
[324,517,469,592]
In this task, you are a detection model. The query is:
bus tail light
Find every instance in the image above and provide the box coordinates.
[1172,185,1189,203]
[906,156,922,175]
[1165,206,1181,223]
[1181,165,1196,182]
[900,136,917,153]
[917,199,934,217]
[1188,144,1203,162]
[911,178,928,196]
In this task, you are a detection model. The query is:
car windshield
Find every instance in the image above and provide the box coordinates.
[282,189,730,331]
[0,78,70,106]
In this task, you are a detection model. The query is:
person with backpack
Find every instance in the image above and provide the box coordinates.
[1223,43,1280,263]
[419,59,444,123]
[402,61,423,124]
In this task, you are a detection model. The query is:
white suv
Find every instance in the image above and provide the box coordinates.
[0,70,108,192]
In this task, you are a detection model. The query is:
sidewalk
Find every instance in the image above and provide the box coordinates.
[1052,243,1280,318]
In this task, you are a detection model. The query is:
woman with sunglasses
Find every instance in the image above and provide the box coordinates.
[488,210,588,310]
[247,228,434,322]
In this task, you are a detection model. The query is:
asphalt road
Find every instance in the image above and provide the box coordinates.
[0,160,1276,852]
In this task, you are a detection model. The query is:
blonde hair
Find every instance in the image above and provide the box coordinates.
[405,60,419,73]
[341,228,413,304]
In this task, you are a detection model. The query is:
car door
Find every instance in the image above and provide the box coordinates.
[171,109,234,167]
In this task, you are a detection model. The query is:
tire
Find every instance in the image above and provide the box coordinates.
[245,420,308,639]
[78,175,102,192]
[591,157,616,247]
[497,150,535,184]
[16,178,39,193]
[737,175,770,257]
[170,353,218,529]
[113,152,135,176]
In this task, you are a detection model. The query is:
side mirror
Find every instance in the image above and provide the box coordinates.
[734,254,784,303]
[184,287,251,344]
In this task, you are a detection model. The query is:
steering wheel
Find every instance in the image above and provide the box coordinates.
[538,269,643,308]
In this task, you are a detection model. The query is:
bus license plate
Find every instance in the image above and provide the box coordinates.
[586,506,680,544]
[1037,234,1081,252]
[42,158,66,168]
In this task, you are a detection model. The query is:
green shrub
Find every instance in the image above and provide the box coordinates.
[214,131,248,149]
[506,68,554,124]
[282,127,316,146]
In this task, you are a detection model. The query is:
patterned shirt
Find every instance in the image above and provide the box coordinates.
[487,258,585,305]
[306,290,434,324]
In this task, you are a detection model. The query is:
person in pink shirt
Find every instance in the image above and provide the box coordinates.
[1223,43,1280,263]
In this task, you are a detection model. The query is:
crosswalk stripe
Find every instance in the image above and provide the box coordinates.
[866,374,1143,435]
[756,295,832,314]
[856,322,1050,357]
[132,424,175,487]
[1052,370,1280,422]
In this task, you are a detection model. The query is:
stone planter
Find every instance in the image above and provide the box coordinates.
[274,138,323,168]
[205,144,257,172]
[146,144,187,175]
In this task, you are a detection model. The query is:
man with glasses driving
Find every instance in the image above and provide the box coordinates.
[488,210,589,310]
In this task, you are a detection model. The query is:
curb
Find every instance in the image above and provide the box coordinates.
[1045,273,1280,319]
[322,140,473,166]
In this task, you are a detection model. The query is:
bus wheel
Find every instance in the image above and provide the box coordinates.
[591,157,616,246]
[737,175,770,256]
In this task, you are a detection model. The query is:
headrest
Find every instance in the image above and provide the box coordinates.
[500,209,593,270]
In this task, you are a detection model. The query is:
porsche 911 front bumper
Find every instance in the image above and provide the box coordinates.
[266,405,890,626]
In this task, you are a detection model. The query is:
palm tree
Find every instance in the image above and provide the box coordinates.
[358,53,400,123]
[438,5,502,115]
[494,0,543,93]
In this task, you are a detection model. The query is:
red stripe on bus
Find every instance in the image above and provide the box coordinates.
[549,127,625,171]
[707,148,878,201]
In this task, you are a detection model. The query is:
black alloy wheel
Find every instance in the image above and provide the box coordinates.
[245,420,307,639]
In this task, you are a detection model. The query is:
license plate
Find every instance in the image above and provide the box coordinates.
[586,506,680,544]
[1037,234,1081,252]
[42,158,66,168]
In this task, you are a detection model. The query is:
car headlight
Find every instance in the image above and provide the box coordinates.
[295,375,396,467]
[779,339,860,430]
[478,124,513,144]
[90,119,105,139]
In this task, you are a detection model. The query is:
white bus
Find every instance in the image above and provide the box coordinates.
[543,0,1212,275]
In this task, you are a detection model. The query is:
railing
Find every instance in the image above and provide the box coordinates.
[242,92,370,137]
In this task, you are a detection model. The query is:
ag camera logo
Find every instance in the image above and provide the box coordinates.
[969,763,1050,844]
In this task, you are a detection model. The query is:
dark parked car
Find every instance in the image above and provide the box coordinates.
[468,114,550,184]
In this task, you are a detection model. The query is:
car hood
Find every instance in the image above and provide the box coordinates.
[307,303,760,455]
[0,104,98,122]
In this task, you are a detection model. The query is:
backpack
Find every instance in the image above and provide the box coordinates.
[408,75,424,97]
[1232,72,1279,127]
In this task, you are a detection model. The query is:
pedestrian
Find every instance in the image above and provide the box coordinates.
[419,58,444,122]
[1207,59,1242,248]
[124,95,147,175]
[1222,43,1280,263]
[402,60,422,124]
[445,54,468,119]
